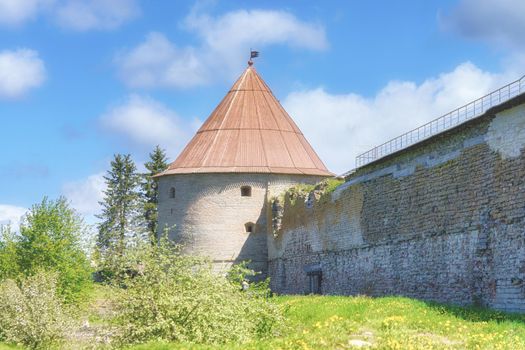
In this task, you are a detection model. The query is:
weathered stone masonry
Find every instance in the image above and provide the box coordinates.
[158,173,324,277]
[268,94,525,312]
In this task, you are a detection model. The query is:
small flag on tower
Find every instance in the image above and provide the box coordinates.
[250,50,259,59]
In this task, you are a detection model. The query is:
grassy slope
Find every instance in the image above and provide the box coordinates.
[3,293,525,349]
[130,295,525,350]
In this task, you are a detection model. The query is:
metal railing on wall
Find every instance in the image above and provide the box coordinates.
[355,75,525,168]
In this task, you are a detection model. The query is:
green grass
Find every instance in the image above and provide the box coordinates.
[127,295,525,350]
[3,294,525,349]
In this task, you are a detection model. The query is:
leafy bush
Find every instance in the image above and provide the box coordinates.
[0,226,20,279]
[226,260,273,299]
[0,197,92,302]
[0,272,72,349]
[226,260,259,287]
[111,237,284,346]
[324,177,344,193]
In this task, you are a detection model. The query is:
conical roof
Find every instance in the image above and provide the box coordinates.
[158,64,333,177]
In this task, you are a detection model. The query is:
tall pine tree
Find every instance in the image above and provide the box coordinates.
[97,154,143,257]
[143,145,168,244]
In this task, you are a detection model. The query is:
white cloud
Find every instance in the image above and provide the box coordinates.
[116,9,327,88]
[185,9,327,55]
[441,0,525,50]
[284,62,514,174]
[0,0,53,26]
[116,32,207,89]
[55,0,139,31]
[0,48,46,99]
[0,0,138,30]
[62,173,105,216]
[0,204,27,229]
[100,95,194,153]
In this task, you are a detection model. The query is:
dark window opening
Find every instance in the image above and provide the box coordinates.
[245,222,255,233]
[241,186,252,197]
[169,187,176,199]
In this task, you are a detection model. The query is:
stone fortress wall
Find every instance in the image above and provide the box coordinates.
[157,173,324,276]
[268,94,525,312]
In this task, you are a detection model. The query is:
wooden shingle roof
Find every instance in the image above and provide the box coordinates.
[158,65,333,177]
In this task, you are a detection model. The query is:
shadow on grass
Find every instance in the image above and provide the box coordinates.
[423,300,525,324]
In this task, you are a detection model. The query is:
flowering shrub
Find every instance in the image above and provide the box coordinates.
[0,272,72,349]
[110,237,284,346]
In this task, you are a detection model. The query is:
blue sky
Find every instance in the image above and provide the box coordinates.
[0,0,524,226]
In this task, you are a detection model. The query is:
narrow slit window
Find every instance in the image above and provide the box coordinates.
[169,187,176,199]
[245,222,254,233]
[241,186,252,197]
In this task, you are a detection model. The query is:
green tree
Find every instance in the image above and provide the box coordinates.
[142,145,168,244]
[97,154,143,258]
[0,197,92,301]
[0,225,20,278]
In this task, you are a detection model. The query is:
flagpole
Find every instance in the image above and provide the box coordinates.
[248,49,259,66]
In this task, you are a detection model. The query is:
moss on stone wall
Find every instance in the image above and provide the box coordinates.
[270,178,343,237]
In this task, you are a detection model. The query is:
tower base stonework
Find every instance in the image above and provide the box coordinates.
[158,173,326,277]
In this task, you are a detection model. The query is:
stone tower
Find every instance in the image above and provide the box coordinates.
[156,62,332,276]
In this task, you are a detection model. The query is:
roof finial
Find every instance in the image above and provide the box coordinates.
[248,49,259,66]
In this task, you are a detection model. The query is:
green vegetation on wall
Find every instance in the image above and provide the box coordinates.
[271,177,344,237]
[278,178,343,206]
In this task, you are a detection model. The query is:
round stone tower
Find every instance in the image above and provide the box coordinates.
[156,62,333,276]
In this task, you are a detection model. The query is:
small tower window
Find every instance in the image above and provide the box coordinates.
[241,186,252,197]
[245,222,255,233]
[169,187,176,199]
